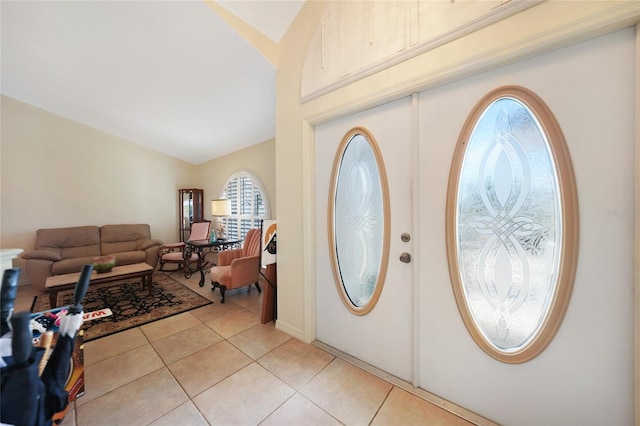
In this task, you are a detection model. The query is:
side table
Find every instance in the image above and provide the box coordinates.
[183,239,242,287]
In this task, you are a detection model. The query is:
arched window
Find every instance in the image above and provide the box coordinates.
[220,171,271,240]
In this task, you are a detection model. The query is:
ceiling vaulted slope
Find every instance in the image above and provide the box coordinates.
[1,0,304,165]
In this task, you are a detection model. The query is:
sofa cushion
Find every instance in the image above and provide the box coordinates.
[100,224,151,255]
[52,256,99,275]
[35,226,101,260]
[114,251,146,265]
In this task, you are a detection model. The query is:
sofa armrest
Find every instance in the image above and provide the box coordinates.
[23,258,55,294]
[22,249,62,262]
[137,239,163,251]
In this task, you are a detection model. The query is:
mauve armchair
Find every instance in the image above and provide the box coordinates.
[210,228,261,303]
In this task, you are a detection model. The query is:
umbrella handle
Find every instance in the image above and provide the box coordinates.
[1,269,20,336]
[68,264,93,315]
[10,311,32,365]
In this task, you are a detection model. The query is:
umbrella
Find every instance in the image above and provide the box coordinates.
[0,310,48,426]
[0,264,92,426]
[1,268,20,338]
[40,264,91,419]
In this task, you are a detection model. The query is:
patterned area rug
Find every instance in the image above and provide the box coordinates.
[31,273,211,342]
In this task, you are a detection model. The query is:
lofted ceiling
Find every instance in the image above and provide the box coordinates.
[1,0,305,165]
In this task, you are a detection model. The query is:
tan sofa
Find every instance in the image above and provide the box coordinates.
[22,224,163,293]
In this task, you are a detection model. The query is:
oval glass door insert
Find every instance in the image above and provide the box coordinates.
[329,127,390,315]
[446,86,579,363]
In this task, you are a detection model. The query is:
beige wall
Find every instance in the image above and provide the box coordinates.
[272,0,327,341]
[196,138,276,220]
[0,95,276,284]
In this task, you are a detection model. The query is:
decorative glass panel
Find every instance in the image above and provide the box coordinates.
[447,86,578,363]
[329,128,389,315]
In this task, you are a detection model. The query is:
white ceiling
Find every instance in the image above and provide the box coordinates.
[1,0,305,165]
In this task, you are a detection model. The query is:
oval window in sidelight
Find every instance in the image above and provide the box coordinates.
[328,127,390,315]
[446,86,579,363]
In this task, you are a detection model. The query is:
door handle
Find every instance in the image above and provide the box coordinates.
[399,252,412,263]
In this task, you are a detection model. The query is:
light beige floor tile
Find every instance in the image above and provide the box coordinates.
[259,338,335,389]
[189,299,243,322]
[227,322,291,360]
[75,368,188,426]
[244,297,264,316]
[152,323,223,365]
[171,271,212,290]
[229,289,264,316]
[261,393,342,426]
[371,387,474,426]
[140,311,201,341]
[77,344,164,405]
[148,401,208,426]
[83,327,148,366]
[190,285,218,301]
[205,309,261,338]
[11,278,485,425]
[183,276,222,301]
[301,358,393,425]
[193,362,295,425]
[59,402,75,426]
[168,340,252,397]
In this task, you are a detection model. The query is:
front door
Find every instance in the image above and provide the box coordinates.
[315,96,415,382]
[415,28,635,425]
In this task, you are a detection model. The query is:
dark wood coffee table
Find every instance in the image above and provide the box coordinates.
[44,263,154,308]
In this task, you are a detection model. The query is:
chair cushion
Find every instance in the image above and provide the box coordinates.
[210,265,231,285]
[162,252,198,262]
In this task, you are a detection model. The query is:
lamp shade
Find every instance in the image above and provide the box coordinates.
[211,199,231,216]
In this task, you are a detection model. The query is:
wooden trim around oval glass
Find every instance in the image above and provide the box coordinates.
[328,127,391,316]
[446,85,579,363]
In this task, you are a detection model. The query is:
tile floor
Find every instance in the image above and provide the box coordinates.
[13,270,493,426]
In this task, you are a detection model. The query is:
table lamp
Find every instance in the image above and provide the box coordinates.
[211,198,231,241]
